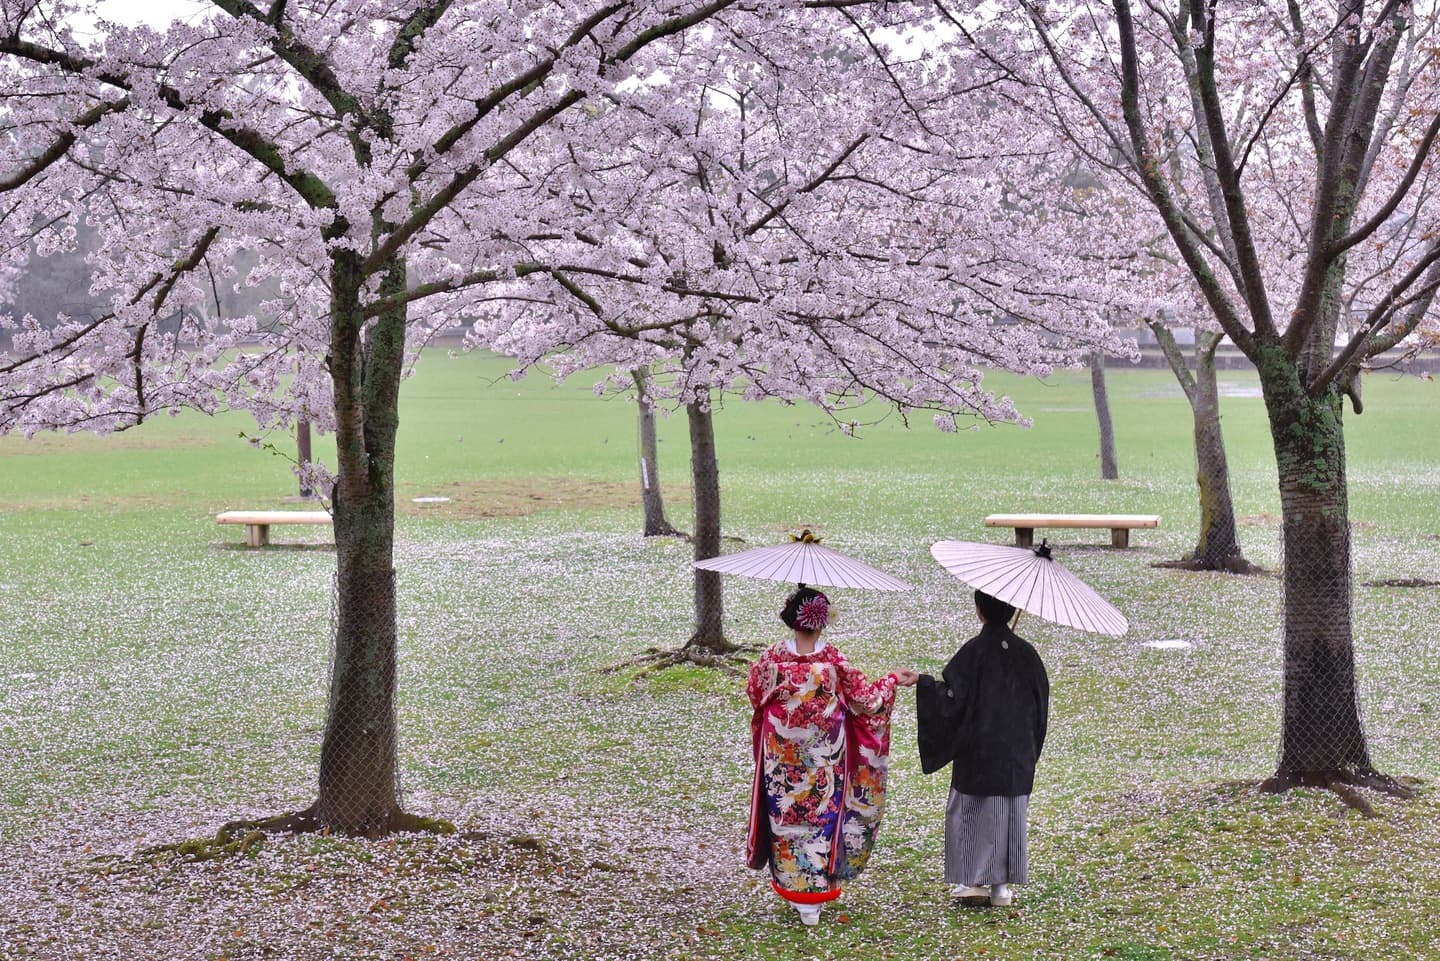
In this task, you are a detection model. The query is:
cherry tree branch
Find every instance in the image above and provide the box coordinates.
[0,94,129,191]
[0,225,222,376]
[1330,110,1440,258]
[1285,0,1325,153]
[0,36,338,213]
[1366,269,1440,356]
[404,3,629,181]
[366,0,744,275]
[208,0,367,126]
[743,135,868,237]
[1284,0,1373,355]
[387,1,454,69]
[1110,0,1256,355]
[1146,318,1197,403]
[1181,0,1279,342]
[1313,241,1440,393]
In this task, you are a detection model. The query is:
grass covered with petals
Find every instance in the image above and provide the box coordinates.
[1,351,1438,960]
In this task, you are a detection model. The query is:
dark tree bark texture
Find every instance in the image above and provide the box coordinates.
[685,395,734,653]
[1149,325,1249,571]
[315,251,409,836]
[633,368,683,538]
[1257,345,1373,785]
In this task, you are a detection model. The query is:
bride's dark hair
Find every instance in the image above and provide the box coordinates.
[781,586,830,630]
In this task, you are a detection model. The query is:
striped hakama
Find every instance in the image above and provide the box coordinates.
[944,791,1029,886]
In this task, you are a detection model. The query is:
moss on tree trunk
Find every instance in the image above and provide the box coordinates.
[1189,346,1245,569]
[1256,345,1375,785]
[1147,324,1251,572]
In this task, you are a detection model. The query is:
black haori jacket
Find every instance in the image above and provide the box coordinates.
[916,621,1050,797]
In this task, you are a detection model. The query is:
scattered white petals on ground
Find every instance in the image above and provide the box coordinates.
[3,397,1440,959]
[1,796,753,961]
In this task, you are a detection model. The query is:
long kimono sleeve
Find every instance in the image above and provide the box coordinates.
[915,671,963,775]
[835,657,897,717]
[746,653,778,710]
[743,651,778,871]
[831,651,895,881]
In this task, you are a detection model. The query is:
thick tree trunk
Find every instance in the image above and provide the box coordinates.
[314,251,408,836]
[1149,324,1250,571]
[633,368,682,537]
[1189,342,1244,569]
[1257,346,1374,785]
[1090,351,1119,480]
[686,393,734,653]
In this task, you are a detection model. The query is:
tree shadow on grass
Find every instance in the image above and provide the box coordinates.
[1362,577,1440,588]
[1151,557,1270,575]
[213,542,335,552]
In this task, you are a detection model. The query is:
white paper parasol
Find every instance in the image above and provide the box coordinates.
[930,538,1128,636]
[693,529,913,591]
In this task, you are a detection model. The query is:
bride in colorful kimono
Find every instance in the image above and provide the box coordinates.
[745,586,900,926]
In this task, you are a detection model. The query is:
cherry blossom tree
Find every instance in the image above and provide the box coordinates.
[1147,320,1254,571]
[475,20,1126,661]
[936,75,1253,567]
[0,0,925,837]
[976,0,1440,798]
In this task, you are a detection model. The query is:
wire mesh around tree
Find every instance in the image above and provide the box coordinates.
[1273,521,1374,778]
[316,567,405,831]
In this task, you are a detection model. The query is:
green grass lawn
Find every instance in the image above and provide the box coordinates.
[1,351,1438,960]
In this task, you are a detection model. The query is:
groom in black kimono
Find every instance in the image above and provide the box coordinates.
[895,589,1049,907]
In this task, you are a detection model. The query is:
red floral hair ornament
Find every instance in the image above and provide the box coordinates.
[795,594,830,631]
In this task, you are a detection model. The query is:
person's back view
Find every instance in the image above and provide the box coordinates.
[904,589,1049,907]
[745,587,901,926]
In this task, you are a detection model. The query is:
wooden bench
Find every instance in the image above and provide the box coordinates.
[216,510,332,548]
[984,513,1161,549]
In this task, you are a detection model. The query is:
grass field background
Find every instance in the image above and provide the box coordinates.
[1,351,1438,960]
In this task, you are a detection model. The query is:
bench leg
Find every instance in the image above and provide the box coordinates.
[1015,527,1034,548]
[1111,528,1129,548]
[246,524,270,548]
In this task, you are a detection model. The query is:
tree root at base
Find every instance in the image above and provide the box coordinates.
[140,804,455,860]
[602,644,756,677]
[216,806,323,843]
[1152,555,1267,575]
[1259,768,1418,816]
